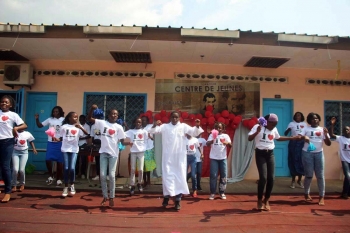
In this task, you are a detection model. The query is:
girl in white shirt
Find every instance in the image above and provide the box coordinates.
[300,112,331,206]
[0,95,27,203]
[87,105,126,207]
[55,112,88,197]
[284,112,307,189]
[35,106,65,186]
[12,130,37,192]
[329,117,350,199]
[206,122,232,201]
[125,117,148,195]
[141,115,156,188]
[186,134,202,197]
[248,113,299,211]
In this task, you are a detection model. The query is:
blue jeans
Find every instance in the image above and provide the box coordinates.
[302,151,325,197]
[12,149,28,186]
[209,159,227,195]
[187,154,197,191]
[0,138,15,194]
[196,161,203,189]
[341,161,350,196]
[100,153,118,199]
[63,152,77,185]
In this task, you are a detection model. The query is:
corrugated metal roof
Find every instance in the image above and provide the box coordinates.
[1,22,349,38]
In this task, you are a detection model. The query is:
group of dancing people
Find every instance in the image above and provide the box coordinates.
[249,112,350,210]
[1,96,349,211]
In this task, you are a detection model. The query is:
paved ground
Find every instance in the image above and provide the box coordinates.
[0,174,349,232]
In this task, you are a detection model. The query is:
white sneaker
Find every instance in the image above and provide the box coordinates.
[92,175,99,181]
[62,187,68,197]
[106,176,109,181]
[290,181,295,189]
[70,185,76,195]
[56,180,63,187]
[297,181,304,189]
[209,194,215,200]
[220,194,227,200]
[46,177,54,185]
[81,175,85,179]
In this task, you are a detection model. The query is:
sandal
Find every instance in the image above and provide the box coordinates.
[318,196,325,206]
[263,199,270,211]
[1,194,11,203]
[19,185,24,192]
[101,198,108,206]
[109,198,114,207]
[304,194,313,202]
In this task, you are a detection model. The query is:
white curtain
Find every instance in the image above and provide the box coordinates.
[227,123,255,183]
[153,134,162,177]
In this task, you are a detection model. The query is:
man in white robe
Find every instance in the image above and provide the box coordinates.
[149,111,203,210]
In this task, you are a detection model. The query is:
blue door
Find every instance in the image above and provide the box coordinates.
[263,99,293,176]
[25,93,57,171]
[0,88,24,116]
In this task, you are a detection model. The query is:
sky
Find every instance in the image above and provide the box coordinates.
[0,0,349,36]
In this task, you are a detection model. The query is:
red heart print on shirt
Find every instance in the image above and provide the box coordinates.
[1,116,9,121]
[189,145,195,150]
[315,131,321,136]
[268,134,274,140]
[19,140,25,145]
[300,125,304,128]
[138,134,143,139]
[71,130,77,135]
[220,138,225,143]
[108,129,115,135]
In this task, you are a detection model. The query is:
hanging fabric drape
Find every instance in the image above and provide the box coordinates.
[153,134,162,177]
[228,123,255,183]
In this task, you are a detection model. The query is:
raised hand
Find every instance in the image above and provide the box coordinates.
[330,117,336,125]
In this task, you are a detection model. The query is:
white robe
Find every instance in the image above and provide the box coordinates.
[149,122,203,196]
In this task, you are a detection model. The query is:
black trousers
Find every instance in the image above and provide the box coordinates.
[255,148,275,200]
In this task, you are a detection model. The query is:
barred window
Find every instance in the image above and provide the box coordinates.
[325,101,350,136]
[84,93,146,127]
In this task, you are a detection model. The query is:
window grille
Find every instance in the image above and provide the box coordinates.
[324,101,350,136]
[84,93,146,127]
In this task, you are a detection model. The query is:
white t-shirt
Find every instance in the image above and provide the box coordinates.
[14,131,35,151]
[300,126,329,153]
[143,124,154,150]
[58,124,85,153]
[94,119,126,157]
[207,133,231,160]
[195,137,207,162]
[0,110,25,140]
[41,117,64,142]
[125,128,148,153]
[286,121,308,136]
[335,136,350,163]
[78,123,91,146]
[248,124,281,150]
[186,137,200,155]
[90,123,101,140]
